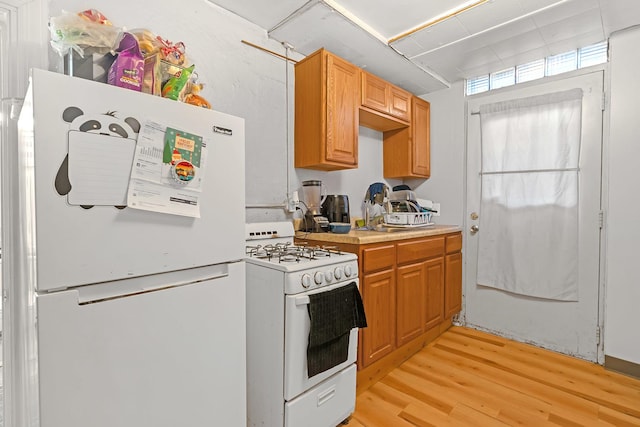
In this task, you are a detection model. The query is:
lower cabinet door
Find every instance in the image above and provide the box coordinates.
[424,257,445,330]
[445,251,463,318]
[396,262,426,346]
[361,269,396,367]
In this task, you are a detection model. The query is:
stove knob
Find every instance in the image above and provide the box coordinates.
[314,271,324,285]
[301,274,312,288]
[334,266,343,280]
[344,264,354,278]
[324,270,334,283]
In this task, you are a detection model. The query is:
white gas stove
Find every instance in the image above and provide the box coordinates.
[245,221,358,295]
[245,221,361,427]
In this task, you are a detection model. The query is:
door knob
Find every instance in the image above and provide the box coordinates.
[470,224,479,235]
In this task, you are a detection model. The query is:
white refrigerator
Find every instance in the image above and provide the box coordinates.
[2,68,246,427]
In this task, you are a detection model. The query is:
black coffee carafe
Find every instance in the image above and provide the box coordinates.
[321,195,350,224]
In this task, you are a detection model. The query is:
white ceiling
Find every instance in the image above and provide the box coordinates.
[206,0,640,95]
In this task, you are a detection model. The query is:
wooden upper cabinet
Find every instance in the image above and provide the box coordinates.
[383,96,431,179]
[361,71,389,113]
[389,86,411,122]
[294,48,359,170]
[295,48,430,178]
[412,97,431,177]
[360,71,411,131]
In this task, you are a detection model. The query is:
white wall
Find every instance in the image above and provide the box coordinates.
[40,0,404,225]
[414,82,466,226]
[47,0,295,224]
[296,126,403,221]
[605,26,640,364]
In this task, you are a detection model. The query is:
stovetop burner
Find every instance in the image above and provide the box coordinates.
[246,242,345,264]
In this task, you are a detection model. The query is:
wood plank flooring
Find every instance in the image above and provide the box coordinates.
[349,326,640,426]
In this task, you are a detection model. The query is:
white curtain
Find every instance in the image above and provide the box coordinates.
[477,89,583,301]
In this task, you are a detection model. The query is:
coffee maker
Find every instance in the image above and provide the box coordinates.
[321,195,350,224]
[301,180,330,232]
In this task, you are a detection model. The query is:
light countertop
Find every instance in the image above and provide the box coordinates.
[295,224,461,245]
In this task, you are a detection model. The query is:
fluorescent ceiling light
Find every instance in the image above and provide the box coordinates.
[388,0,489,44]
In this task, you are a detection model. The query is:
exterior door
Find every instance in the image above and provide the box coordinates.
[465,71,604,362]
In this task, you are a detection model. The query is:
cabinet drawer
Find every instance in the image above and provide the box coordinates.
[446,233,462,253]
[397,237,444,265]
[362,244,396,273]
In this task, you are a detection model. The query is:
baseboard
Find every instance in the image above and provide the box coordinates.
[605,355,640,379]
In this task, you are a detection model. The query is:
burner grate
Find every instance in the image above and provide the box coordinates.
[246,242,344,263]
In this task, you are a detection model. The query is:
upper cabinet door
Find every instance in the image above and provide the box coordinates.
[294,48,359,170]
[383,96,431,179]
[389,86,411,122]
[325,53,359,166]
[411,97,431,177]
[361,71,411,122]
[361,71,390,113]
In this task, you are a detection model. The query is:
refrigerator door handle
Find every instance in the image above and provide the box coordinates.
[73,263,234,304]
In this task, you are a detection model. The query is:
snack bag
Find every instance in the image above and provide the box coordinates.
[157,37,186,65]
[141,53,163,95]
[78,9,112,26]
[184,82,212,109]
[130,29,162,57]
[49,9,120,57]
[161,64,194,100]
[108,32,144,91]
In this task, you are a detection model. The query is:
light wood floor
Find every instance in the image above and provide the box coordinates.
[349,326,640,426]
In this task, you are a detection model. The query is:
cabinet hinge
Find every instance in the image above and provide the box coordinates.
[596,326,601,345]
[601,92,606,111]
[599,211,605,229]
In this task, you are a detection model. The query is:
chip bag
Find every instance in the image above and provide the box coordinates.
[161,64,195,100]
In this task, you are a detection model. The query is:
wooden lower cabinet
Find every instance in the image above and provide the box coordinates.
[444,233,463,319]
[361,269,396,366]
[296,231,462,386]
[396,262,425,347]
[424,257,445,331]
[358,233,459,369]
[396,247,444,348]
[445,251,463,318]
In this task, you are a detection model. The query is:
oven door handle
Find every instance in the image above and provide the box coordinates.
[295,296,310,306]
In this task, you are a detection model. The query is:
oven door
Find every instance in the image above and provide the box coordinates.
[283,279,359,401]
